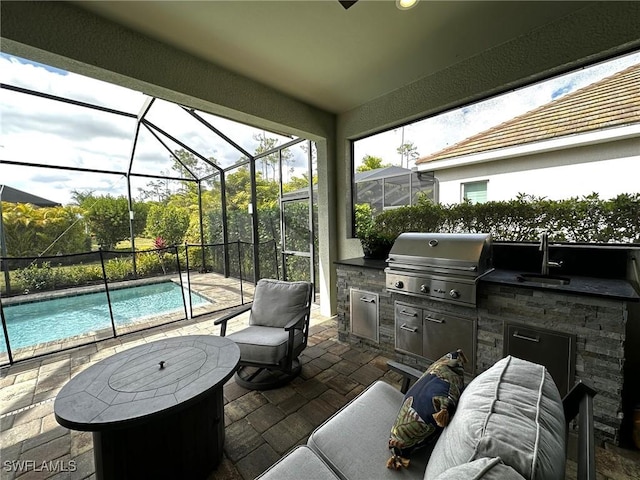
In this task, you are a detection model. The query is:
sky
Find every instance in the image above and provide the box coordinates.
[0,53,307,205]
[354,50,640,169]
[1,50,639,205]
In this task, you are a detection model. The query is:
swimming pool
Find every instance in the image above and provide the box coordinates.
[0,282,210,351]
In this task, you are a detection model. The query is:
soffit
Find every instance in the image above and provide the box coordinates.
[74,1,589,114]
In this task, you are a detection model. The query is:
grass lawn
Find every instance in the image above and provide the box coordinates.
[114,237,156,251]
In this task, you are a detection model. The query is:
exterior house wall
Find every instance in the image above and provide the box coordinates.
[434,136,640,204]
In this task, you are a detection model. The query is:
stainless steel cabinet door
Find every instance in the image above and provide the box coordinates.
[350,289,379,342]
[503,322,575,396]
[395,302,423,356]
[423,309,475,374]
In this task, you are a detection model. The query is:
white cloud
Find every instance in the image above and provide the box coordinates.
[0,53,300,204]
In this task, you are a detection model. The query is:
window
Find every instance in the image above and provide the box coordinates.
[351,50,640,226]
[462,181,487,204]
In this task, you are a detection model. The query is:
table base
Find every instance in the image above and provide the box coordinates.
[93,388,224,480]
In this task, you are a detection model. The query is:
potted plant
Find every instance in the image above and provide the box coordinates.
[355,204,395,260]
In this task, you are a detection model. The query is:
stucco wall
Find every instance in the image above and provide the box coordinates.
[435,136,640,204]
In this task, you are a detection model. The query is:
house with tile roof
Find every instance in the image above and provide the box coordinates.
[415,64,640,205]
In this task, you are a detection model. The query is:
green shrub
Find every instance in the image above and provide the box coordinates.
[104,257,134,281]
[361,193,640,243]
[135,252,164,276]
[14,262,61,293]
[64,263,103,285]
[146,204,190,246]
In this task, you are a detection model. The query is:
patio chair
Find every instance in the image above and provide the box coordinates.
[214,278,313,390]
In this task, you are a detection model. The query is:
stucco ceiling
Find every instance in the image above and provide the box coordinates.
[74,1,590,114]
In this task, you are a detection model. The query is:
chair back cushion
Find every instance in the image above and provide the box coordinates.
[250,279,311,328]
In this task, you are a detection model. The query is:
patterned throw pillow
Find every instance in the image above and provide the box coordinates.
[387,350,467,470]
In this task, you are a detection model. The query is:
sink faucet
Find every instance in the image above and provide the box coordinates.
[539,232,550,276]
[539,232,562,275]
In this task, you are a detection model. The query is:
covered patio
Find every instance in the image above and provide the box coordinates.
[2,2,640,479]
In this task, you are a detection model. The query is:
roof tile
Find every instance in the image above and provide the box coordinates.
[416,63,640,164]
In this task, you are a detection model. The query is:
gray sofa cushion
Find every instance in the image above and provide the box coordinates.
[257,446,340,480]
[431,457,526,480]
[249,279,310,327]
[424,356,566,480]
[227,326,303,364]
[308,381,429,480]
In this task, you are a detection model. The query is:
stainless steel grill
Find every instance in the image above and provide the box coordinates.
[385,232,493,306]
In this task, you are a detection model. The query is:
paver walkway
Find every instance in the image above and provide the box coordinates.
[0,306,401,479]
[2,305,639,479]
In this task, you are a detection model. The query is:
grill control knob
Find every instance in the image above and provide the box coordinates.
[449,289,460,299]
[420,284,429,293]
[394,281,404,289]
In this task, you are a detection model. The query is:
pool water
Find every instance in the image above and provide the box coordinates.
[1,282,210,351]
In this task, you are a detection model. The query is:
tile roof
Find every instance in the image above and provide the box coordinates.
[416,63,640,165]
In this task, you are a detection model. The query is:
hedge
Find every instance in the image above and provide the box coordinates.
[371,193,640,243]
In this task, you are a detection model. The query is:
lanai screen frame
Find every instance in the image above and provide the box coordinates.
[0,81,316,287]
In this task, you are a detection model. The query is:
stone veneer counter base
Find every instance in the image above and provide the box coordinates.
[335,259,637,445]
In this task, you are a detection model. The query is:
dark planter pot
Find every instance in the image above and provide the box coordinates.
[361,242,392,260]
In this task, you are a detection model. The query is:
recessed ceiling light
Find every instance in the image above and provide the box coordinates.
[396,0,418,10]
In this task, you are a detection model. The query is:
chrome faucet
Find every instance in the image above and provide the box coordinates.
[539,232,550,276]
[539,232,562,275]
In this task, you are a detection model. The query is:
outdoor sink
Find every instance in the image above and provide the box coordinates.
[516,273,571,286]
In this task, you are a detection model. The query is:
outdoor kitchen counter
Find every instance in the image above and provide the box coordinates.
[335,257,387,270]
[334,258,640,301]
[481,269,640,302]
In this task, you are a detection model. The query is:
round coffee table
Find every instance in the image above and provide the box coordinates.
[54,335,240,480]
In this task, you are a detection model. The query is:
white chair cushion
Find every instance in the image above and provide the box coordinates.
[249,279,310,328]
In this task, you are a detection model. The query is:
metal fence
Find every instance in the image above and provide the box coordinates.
[0,240,278,366]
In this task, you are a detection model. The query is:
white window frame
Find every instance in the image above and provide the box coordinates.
[461,180,488,204]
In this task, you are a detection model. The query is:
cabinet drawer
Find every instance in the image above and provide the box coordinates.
[503,323,576,396]
[423,310,475,374]
[395,302,422,356]
[350,289,379,342]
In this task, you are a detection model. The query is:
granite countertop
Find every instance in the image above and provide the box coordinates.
[481,269,640,302]
[335,258,640,301]
[334,257,388,270]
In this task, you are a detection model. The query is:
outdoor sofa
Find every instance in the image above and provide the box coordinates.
[257,355,596,480]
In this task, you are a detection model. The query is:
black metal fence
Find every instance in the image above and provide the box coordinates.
[0,240,279,366]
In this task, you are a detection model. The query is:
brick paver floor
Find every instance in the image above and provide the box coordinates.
[2,305,639,479]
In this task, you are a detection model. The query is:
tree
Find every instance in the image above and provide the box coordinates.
[145,204,190,246]
[171,149,218,190]
[356,155,389,172]
[1,202,90,256]
[137,150,218,202]
[137,171,172,203]
[254,133,294,182]
[82,195,147,250]
[396,141,419,169]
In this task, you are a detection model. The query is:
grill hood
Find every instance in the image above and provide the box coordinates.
[385,233,493,306]
[387,233,493,276]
